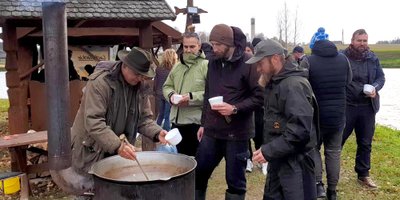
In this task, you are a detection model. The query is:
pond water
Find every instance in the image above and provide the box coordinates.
[0,69,399,130]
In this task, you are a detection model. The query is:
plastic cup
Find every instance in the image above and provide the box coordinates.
[165,128,182,145]
[208,96,223,106]
[363,84,375,95]
[173,94,183,104]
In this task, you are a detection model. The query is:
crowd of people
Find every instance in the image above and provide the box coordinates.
[57,24,385,200]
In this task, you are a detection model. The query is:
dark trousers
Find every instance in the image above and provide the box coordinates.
[314,126,343,190]
[264,152,316,200]
[172,123,200,156]
[195,135,249,195]
[342,105,376,177]
[249,108,264,158]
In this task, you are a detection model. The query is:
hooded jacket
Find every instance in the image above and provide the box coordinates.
[301,40,352,128]
[261,61,317,162]
[201,26,264,141]
[71,61,162,174]
[163,51,208,125]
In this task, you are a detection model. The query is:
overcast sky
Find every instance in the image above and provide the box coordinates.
[164,0,399,44]
[0,0,397,44]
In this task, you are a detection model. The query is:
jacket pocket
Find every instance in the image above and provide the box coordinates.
[72,135,105,173]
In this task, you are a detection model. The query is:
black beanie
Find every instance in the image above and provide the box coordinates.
[209,24,234,47]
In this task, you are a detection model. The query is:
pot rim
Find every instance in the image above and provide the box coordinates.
[89,151,197,183]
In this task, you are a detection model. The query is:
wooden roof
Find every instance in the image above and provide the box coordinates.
[0,0,176,21]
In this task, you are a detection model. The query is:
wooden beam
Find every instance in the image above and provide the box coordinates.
[17,27,38,39]
[73,20,87,27]
[152,21,182,39]
[139,22,153,49]
[28,27,140,37]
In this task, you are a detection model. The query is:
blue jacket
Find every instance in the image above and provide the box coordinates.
[343,49,385,113]
[302,40,352,128]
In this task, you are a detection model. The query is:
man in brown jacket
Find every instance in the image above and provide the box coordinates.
[51,47,168,196]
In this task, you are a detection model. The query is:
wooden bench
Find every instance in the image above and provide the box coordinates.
[0,131,48,174]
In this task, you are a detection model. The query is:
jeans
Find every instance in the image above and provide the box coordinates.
[249,108,264,159]
[195,135,249,195]
[342,105,376,178]
[314,126,344,190]
[156,97,171,131]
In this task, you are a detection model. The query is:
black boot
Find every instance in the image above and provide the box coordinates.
[225,191,245,200]
[195,190,206,200]
[316,181,326,198]
[326,189,337,200]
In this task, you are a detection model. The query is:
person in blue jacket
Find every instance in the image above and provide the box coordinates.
[341,29,385,189]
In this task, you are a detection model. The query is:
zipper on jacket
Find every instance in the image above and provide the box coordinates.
[175,65,190,124]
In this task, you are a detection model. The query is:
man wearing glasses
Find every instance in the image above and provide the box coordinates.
[51,47,168,197]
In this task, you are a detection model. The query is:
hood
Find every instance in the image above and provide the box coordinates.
[272,60,309,82]
[228,26,247,62]
[311,40,338,57]
[179,50,207,66]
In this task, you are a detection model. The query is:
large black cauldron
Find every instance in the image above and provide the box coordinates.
[89,152,196,200]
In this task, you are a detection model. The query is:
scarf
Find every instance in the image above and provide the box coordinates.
[344,44,370,61]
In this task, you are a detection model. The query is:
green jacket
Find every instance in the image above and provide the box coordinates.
[163,52,208,125]
[71,61,162,174]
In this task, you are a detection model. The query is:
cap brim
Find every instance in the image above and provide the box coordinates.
[245,56,264,64]
[118,50,155,78]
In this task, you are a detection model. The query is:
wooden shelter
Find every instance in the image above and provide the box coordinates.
[0,0,182,173]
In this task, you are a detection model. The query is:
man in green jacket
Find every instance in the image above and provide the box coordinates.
[163,32,208,156]
[51,47,168,196]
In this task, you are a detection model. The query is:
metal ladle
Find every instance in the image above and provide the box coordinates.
[119,134,150,181]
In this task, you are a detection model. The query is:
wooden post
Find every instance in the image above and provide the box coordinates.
[3,20,30,172]
[162,36,173,51]
[185,0,194,29]
[139,22,153,49]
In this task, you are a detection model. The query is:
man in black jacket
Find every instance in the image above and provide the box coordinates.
[195,24,263,200]
[301,39,352,200]
[249,39,317,200]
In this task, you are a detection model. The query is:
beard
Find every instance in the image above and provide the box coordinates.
[213,47,230,59]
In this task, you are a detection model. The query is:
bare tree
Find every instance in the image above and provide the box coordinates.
[276,1,291,48]
[276,13,283,44]
[293,6,300,46]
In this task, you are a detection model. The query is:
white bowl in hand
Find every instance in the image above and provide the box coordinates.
[363,84,375,95]
[172,94,183,104]
[208,96,223,106]
[165,128,182,145]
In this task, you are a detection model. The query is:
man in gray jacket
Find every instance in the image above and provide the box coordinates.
[51,47,168,196]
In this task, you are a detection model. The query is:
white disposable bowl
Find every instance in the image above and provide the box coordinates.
[165,128,182,145]
[173,95,183,104]
[208,96,223,106]
[363,84,375,95]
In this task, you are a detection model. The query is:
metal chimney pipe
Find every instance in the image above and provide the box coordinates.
[251,18,255,41]
[42,2,71,170]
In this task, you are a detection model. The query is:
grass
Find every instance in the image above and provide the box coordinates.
[205,125,400,200]
[302,44,400,68]
[0,59,4,71]
[0,102,400,199]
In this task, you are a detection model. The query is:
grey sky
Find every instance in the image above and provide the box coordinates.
[164,0,399,44]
